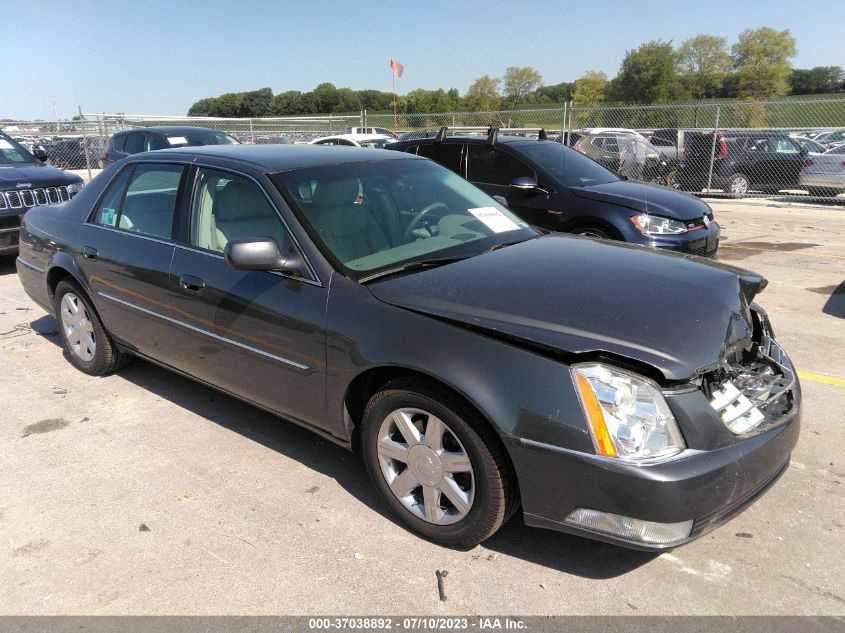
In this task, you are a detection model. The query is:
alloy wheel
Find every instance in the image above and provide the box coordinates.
[60,292,96,362]
[730,176,750,195]
[376,408,475,525]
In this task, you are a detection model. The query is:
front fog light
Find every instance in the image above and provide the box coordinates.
[572,363,685,460]
[565,508,693,545]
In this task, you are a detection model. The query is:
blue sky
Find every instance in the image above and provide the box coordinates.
[2,0,843,119]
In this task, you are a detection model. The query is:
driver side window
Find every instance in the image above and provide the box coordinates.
[190,168,290,255]
[467,146,535,186]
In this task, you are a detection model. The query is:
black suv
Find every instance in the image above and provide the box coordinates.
[0,131,84,255]
[101,126,239,167]
[678,131,807,196]
[387,129,720,257]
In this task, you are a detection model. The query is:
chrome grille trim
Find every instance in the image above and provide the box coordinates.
[0,186,71,209]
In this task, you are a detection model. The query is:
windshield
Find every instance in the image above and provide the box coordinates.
[517,142,619,187]
[0,135,35,165]
[166,131,239,147]
[272,158,535,280]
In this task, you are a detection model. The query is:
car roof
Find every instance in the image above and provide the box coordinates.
[117,126,230,135]
[314,133,392,141]
[148,143,418,171]
[394,134,547,147]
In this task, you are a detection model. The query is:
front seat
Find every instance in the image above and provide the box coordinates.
[213,179,287,249]
[308,178,389,263]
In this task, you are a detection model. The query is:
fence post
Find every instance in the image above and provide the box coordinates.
[80,119,93,182]
[565,101,574,145]
[249,118,254,143]
[706,106,721,193]
[560,103,567,144]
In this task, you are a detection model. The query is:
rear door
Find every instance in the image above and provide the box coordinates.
[168,166,328,430]
[77,162,187,367]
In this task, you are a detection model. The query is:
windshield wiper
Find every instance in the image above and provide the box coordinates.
[359,255,471,283]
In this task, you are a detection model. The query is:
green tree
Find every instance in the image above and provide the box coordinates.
[572,71,608,106]
[269,90,303,115]
[790,66,844,95]
[502,66,543,110]
[187,97,218,116]
[464,75,501,111]
[613,40,680,103]
[239,88,273,117]
[731,27,797,99]
[312,83,339,112]
[677,35,731,101]
[534,81,574,103]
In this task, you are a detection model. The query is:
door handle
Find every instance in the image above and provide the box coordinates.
[179,275,206,293]
[82,246,98,261]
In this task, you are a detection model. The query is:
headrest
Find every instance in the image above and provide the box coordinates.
[313,178,360,208]
[215,179,271,222]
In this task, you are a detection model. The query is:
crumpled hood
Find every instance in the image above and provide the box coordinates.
[571,180,711,221]
[0,163,80,187]
[369,235,766,382]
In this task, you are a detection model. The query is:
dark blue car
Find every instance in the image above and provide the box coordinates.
[388,129,720,257]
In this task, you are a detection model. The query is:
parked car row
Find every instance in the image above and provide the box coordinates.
[15,142,800,552]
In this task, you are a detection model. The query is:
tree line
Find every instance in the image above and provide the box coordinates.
[187,27,843,117]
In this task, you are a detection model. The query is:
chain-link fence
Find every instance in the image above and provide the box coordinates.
[3,97,843,199]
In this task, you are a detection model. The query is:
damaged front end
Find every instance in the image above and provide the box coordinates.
[702,306,797,436]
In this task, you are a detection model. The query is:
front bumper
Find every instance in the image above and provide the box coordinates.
[0,212,22,255]
[621,222,721,258]
[507,369,800,551]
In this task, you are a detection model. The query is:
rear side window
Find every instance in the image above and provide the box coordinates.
[416,143,463,173]
[467,146,535,186]
[93,166,133,227]
[124,132,144,155]
[145,134,168,151]
[118,164,184,239]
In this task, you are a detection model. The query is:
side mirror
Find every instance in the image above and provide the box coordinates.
[509,176,549,195]
[224,237,305,275]
[510,176,539,191]
[34,148,49,161]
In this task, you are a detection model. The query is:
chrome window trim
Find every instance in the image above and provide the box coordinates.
[97,291,313,372]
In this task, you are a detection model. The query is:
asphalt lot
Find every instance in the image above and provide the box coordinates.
[0,199,843,615]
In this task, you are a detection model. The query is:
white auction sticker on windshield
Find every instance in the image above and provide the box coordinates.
[468,207,521,233]
[167,136,188,145]
[0,140,14,149]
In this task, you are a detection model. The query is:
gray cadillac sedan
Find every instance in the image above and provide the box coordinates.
[16,145,800,550]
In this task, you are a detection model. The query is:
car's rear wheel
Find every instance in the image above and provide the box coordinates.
[726,173,751,197]
[361,377,517,548]
[570,225,614,239]
[53,280,128,376]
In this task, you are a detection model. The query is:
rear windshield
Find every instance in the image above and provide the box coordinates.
[165,131,239,147]
[516,142,619,187]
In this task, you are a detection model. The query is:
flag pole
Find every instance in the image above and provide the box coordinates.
[392,71,397,133]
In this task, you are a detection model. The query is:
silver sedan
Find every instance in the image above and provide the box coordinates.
[801,145,845,196]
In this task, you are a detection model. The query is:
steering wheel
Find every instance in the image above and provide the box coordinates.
[404,202,449,240]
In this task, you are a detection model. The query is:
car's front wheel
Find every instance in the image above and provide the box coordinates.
[53,280,128,376]
[570,225,614,239]
[726,172,751,197]
[361,377,518,548]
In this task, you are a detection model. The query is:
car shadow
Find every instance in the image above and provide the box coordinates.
[0,255,17,276]
[30,313,654,578]
[811,281,845,319]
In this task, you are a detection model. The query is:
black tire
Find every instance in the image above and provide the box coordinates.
[570,225,614,239]
[361,377,518,548]
[726,172,751,198]
[808,187,836,198]
[53,280,129,376]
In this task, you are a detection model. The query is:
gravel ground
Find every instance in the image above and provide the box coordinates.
[0,199,843,615]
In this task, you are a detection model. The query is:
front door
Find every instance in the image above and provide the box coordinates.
[168,167,329,432]
[466,145,554,228]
